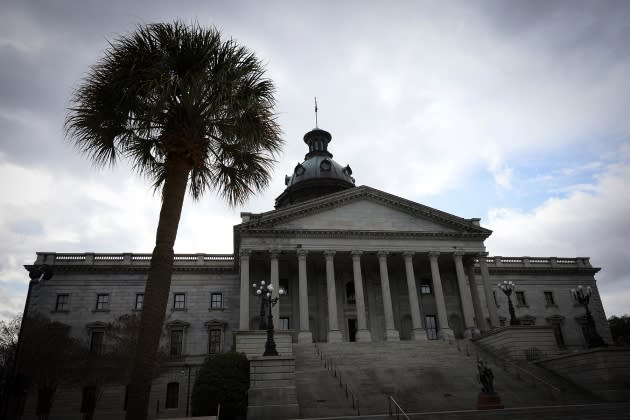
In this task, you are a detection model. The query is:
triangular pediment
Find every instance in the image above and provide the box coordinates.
[239,186,491,236]
[271,198,458,232]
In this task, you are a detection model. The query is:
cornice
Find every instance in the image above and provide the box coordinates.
[24,264,237,276]
[239,228,489,240]
[475,266,600,275]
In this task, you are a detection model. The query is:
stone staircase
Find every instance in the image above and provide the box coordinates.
[293,340,598,418]
[293,402,630,420]
[293,343,358,418]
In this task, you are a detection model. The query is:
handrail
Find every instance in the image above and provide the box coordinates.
[314,343,361,416]
[462,340,565,403]
[387,395,410,420]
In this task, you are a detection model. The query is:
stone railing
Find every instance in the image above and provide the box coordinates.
[476,256,592,268]
[34,252,234,266]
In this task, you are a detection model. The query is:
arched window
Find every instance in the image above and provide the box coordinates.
[166,382,179,409]
[346,282,355,304]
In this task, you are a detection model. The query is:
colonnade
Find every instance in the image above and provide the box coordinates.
[239,249,500,342]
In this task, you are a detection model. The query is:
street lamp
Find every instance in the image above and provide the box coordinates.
[254,281,267,330]
[496,280,520,326]
[571,285,606,348]
[252,281,285,356]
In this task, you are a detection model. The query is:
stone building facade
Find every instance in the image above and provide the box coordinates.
[19,127,612,419]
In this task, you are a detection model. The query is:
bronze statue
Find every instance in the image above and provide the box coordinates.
[478,360,495,394]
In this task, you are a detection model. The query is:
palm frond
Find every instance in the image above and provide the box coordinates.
[65,20,283,204]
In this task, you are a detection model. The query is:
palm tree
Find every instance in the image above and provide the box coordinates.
[65,21,282,419]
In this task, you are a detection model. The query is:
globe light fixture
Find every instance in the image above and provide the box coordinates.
[252,281,286,356]
[496,280,520,326]
[571,285,606,348]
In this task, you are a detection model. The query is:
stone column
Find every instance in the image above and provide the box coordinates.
[479,253,500,328]
[403,252,426,340]
[324,250,342,342]
[270,250,280,328]
[428,252,453,339]
[239,249,252,330]
[453,252,476,336]
[465,258,488,332]
[377,251,400,341]
[297,249,312,343]
[351,251,371,342]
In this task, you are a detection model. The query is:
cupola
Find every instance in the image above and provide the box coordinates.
[275,127,355,208]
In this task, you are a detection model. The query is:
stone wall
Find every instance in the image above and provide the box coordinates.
[473,325,559,360]
[234,330,293,358]
[538,347,630,401]
[247,356,298,419]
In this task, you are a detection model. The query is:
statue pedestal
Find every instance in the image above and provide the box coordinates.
[477,392,504,410]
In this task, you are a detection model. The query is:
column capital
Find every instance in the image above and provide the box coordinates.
[239,249,252,258]
[351,250,363,258]
[403,251,415,259]
[428,251,440,258]
[297,249,308,258]
[269,249,280,259]
[377,250,389,258]
[453,251,465,258]
[323,250,336,258]
[477,252,489,257]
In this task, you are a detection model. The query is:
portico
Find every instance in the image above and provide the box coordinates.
[238,245,497,343]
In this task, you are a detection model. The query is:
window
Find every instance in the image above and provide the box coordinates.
[90,331,104,355]
[209,328,222,354]
[123,385,129,410]
[95,294,109,311]
[210,293,223,309]
[425,315,438,340]
[515,291,527,306]
[279,317,290,330]
[552,323,566,349]
[135,294,144,310]
[544,291,555,306]
[80,385,97,414]
[170,329,183,356]
[420,283,432,295]
[279,278,289,295]
[173,293,186,310]
[165,382,179,409]
[55,294,69,311]
[346,282,356,304]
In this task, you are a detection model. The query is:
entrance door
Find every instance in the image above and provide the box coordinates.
[425,315,438,340]
[348,318,358,342]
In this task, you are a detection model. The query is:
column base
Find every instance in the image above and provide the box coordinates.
[384,329,400,341]
[327,330,343,343]
[411,328,428,341]
[439,328,454,340]
[297,331,313,344]
[355,329,372,342]
[463,327,480,338]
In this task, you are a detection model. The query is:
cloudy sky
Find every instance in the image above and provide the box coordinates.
[1,0,629,321]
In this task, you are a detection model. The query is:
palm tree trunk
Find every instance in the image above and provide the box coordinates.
[126,156,191,420]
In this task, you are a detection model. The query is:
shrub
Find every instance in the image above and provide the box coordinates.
[191,352,249,419]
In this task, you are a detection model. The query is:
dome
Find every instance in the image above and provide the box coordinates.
[275,128,355,208]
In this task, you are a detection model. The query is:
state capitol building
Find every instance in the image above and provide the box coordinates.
[20,126,613,419]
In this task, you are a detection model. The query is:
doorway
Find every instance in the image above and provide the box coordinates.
[348,318,358,342]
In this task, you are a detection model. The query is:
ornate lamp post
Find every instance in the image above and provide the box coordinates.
[571,285,606,348]
[252,281,285,356]
[497,280,520,326]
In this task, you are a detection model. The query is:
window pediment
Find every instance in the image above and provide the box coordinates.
[86,321,109,330]
[166,320,190,330]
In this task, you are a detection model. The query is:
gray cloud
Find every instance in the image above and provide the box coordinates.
[1,1,630,320]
